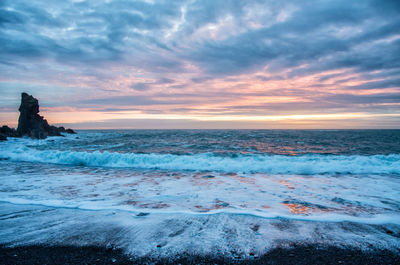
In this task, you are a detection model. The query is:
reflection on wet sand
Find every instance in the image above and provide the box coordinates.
[139,202,170,209]
[282,200,335,215]
[282,203,309,214]
[193,199,231,212]
[279,180,295,190]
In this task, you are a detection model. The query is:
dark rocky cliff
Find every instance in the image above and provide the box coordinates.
[0,93,75,140]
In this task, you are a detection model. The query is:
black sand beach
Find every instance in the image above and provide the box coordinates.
[1,244,399,265]
[2,0,400,263]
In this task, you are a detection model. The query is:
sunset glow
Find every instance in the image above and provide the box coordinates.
[1,0,399,128]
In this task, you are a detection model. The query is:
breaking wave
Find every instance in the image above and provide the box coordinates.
[1,143,399,175]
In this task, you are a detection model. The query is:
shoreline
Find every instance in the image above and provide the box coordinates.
[1,244,399,265]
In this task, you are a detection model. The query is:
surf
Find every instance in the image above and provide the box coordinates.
[1,142,399,174]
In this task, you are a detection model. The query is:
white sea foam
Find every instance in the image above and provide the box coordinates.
[1,202,399,258]
[0,159,399,225]
[1,197,399,225]
[0,140,399,174]
[1,132,400,257]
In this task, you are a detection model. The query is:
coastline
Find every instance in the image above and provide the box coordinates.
[1,244,399,264]
[1,130,400,264]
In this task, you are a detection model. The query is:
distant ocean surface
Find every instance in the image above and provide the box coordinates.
[1,130,400,257]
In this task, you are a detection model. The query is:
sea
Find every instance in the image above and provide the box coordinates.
[0,130,399,258]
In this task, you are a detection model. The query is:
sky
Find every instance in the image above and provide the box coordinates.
[0,0,399,129]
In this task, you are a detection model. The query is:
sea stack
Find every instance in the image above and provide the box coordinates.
[15,92,75,139]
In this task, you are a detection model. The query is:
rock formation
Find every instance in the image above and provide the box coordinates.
[0,125,18,139]
[0,93,75,140]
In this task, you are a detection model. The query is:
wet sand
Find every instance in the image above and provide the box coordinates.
[1,244,399,264]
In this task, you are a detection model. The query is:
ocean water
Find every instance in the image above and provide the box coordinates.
[1,130,400,257]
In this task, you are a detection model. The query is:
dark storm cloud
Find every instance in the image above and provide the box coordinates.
[187,0,400,76]
[0,0,183,65]
[1,0,399,76]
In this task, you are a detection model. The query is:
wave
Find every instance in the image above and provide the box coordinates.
[1,143,399,174]
[1,199,400,225]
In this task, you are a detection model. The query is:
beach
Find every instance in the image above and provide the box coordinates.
[0,130,399,263]
[2,0,400,262]
[2,244,400,264]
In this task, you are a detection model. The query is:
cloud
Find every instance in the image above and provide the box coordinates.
[0,0,399,128]
[156,78,175,84]
[130,82,151,91]
[76,94,197,107]
[1,0,399,76]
